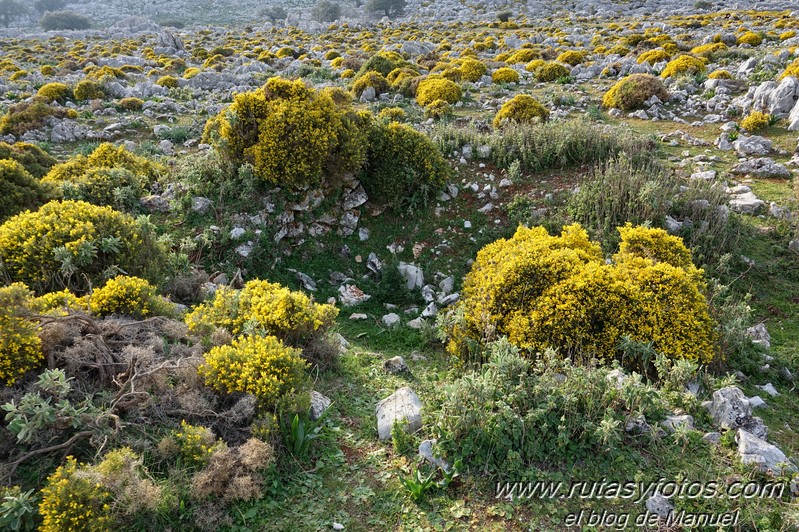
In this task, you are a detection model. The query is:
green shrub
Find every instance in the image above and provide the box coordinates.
[357,51,407,78]
[0,159,48,222]
[117,97,143,111]
[569,155,675,251]
[39,10,92,30]
[424,99,453,120]
[415,77,462,106]
[443,224,716,367]
[311,0,341,22]
[435,340,667,479]
[0,141,57,178]
[0,101,69,137]
[36,82,72,103]
[432,119,655,174]
[0,283,43,385]
[493,94,549,128]
[0,200,166,294]
[361,121,451,211]
[199,335,309,407]
[204,77,369,189]
[602,74,670,110]
[45,167,144,209]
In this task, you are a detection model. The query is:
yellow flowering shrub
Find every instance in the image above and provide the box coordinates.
[537,61,570,82]
[204,77,369,189]
[445,224,716,366]
[416,77,462,106]
[117,97,144,111]
[30,288,85,315]
[737,31,763,46]
[781,59,799,80]
[198,335,308,407]
[602,74,670,110]
[378,106,407,121]
[637,49,671,64]
[424,99,453,119]
[43,143,164,188]
[0,283,43,385]
[690,42,728,59]
[182,67,201,79]
[556,50,586,66]
[524,59,546,73]
[38,457,114,532]
[740,111,771,133]
[660,55,706,78]
[506,48,539,64]
[493,94,549,128]
[361,120,451,211]
[0,200,165,294]
[36,82,72,103]
[708,69,732,79]
[73,79,105,101]
[458,58,487,82]
[491,67,520,84]
[352,71,389,97]
[87,275,176,319]
[170,421,222,466]
[186,279,338,347]
[0,159,47,222]
[0,141,56,178]
[156,75,179,88]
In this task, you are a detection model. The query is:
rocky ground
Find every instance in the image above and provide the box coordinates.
[1,2,799,530]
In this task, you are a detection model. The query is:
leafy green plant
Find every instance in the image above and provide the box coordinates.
[281,406,330,459]
[397,464,437,502]
[0,487,37,532]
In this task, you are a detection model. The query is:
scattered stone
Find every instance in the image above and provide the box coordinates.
[730,157,792,179]
[419,439,450,471]
[736,429,797,475]
[746,323,771,349]
[707,386,751,430]
[376,387,422,440]
[645,493,674,518]
[397,262,424,290]
[339,284,370,306]
[756,383,779,397]
[703,432,722,445]
[349,313,368,320]
[661,414,694,434]
[407,317,425,329]
[748,396,767,409]
[191,196,212,214]
[382,313,401,328]
[384,356,408,374]
[310,391,332,421]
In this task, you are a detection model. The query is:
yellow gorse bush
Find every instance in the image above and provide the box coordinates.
[0,200,164,294]
[186,279,338,347]
[87,275,176,319]
[204,77,369,189]
[493,94,549,128]
[198,335,308,407]
[0,283,43,385]
[415,77,462,106]
[42,142,164,187]
[38,457,114,532]
[445,224,717,366]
